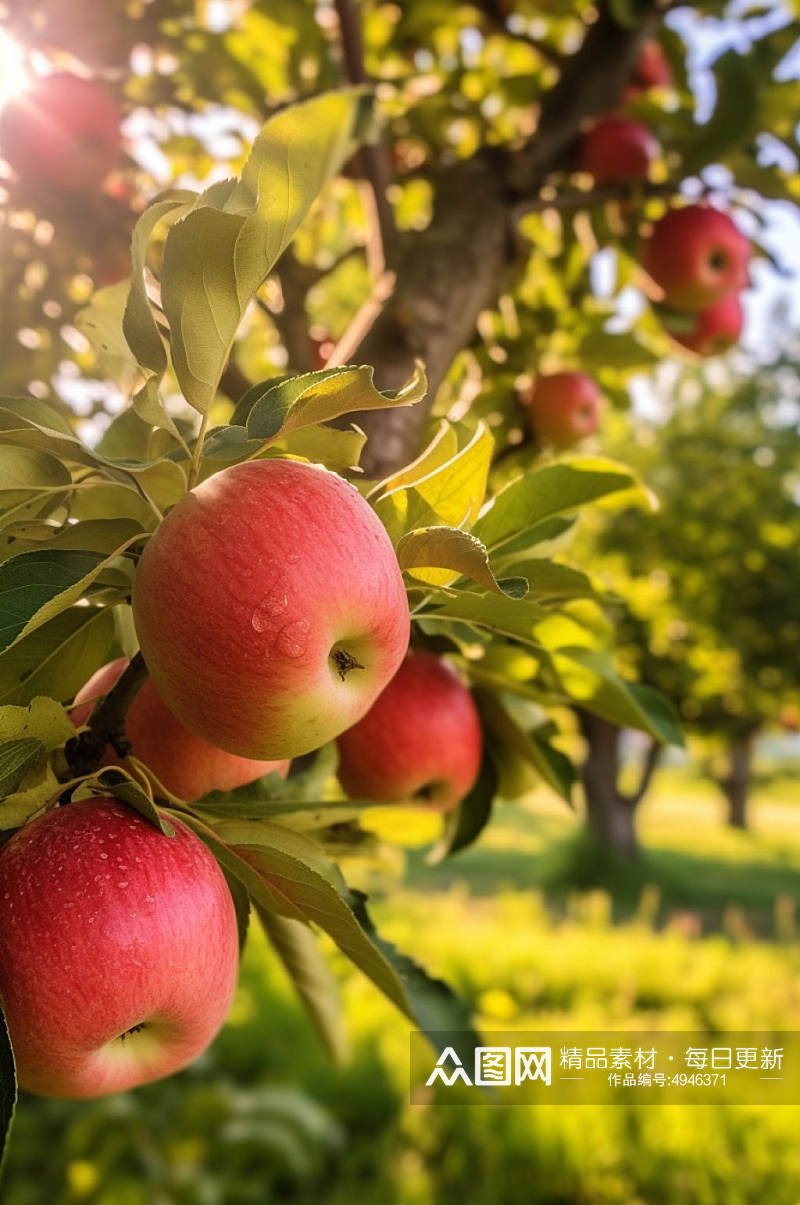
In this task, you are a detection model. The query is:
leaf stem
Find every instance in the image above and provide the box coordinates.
[188,413,209,489]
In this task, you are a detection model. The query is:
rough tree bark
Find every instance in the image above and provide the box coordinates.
[577,710,662,859]
[720,728,759,830]
[339,1,658,476]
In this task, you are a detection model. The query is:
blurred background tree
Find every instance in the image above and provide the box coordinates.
[579,333,800,851]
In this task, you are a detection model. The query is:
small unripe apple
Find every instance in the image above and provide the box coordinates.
[0,72,122,192]
[522,372,604,449]
[0,798,238,1098]
[72,658,290,801]
[667,292,743,357]
[642,205,750,311]
[579,116,657,184]
[133,459,410,760]
[336,651,482,812]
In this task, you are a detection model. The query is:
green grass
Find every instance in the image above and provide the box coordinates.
[404,771,800,933]
[4,769,800,1204]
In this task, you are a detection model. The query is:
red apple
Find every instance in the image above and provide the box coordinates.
[633,41,672,90]
[336,651,482,812]
[72,658,290,801]
[0,798,238,1098]
[0,72,122,192]
[642,205,750,311]
[667,291,743,356]
[579,116,657,184]
[522,372,604,449]
[133,459,410,760]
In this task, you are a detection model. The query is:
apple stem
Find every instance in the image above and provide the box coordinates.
[65,652,149,778]
[331,648,365,681]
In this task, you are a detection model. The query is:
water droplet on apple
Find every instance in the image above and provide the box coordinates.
[276,619,309,658]
[251,585,289,632]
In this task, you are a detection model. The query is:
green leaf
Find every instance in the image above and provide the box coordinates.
[368,419,459,500]
[0,538,141,655]
[278,424,367,473]
[163,91,373,414]
[346,889,480,1059]
[0,396,73,436]
[180,815,411,1015]
[577,329,659,370]
[96,408,153,461]
[0,517,144,560]
[494,558,604,601]
[257,906,348,1062]
[419,591,551,652]
[77,768,176,837]
[375,421,494,542]
[223,869,251,952]
[428,749,496,862]
[473,459,645,554]
[0,447,71,507]
[0,607,115,708]
[0,738,46,799]
[553,646,684,746]
[487,516,577,564]
[477,692,576,803]
[397,527,528,597]
[0,1002,16,1182]
[70,483,156,529]
[245,363,426,443]
[123,194,194,434]
[683,50,759,174]
[0,698,74,828]
[76,279,143,379]
[183,815,479,1055]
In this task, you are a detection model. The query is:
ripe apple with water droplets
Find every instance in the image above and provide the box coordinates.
[72,658,290,801]
[133,459,410,760]
[0,798,238,1098]
[336,651,483,811]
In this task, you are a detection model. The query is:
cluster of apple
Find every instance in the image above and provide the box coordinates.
[643,203,750,357]
[520,42,750,454]
[578,40,751,358]
[0,459,484,1099]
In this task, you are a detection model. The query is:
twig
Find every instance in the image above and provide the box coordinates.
[188,412,209,488]
[65,652,149,777]
[324,270,396,368]
[333,0,395,262]
[516,179,675,218]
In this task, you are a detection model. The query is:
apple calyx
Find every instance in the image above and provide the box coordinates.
[119,1022,148,1041]
[331,647,366,680]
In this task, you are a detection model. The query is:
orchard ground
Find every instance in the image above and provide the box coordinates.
[4,763,800,1205]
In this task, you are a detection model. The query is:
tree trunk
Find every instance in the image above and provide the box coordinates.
[576,712,662,860]
[721,730,757,830]
[341,2,656,477]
